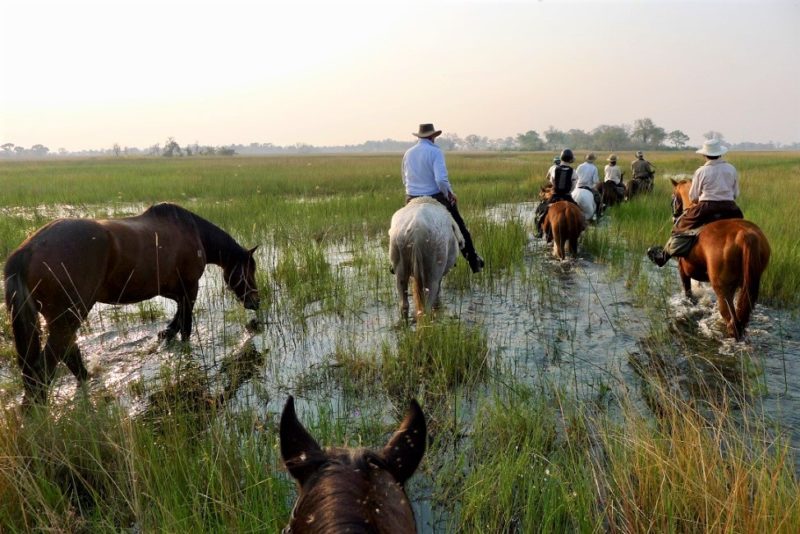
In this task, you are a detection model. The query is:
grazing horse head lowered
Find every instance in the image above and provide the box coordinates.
[670,179,770,340]
[280,396,426,534]
[388,197,463,319]
[3,202,260,406]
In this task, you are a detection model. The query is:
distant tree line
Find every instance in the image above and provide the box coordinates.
[3,118,799,159]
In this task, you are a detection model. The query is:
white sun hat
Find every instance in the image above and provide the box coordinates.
[696,138,728,157]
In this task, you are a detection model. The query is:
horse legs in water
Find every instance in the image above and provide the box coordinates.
[397,275,410,320]
[22,313,89,405]
[713,282,739,338]
[390,245,411,320]
[678,263,697,303]
[160,286,198,341]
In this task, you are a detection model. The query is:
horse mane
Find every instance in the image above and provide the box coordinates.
[406,196,441,207]
[288,448,411,533]
[144,203,247,265]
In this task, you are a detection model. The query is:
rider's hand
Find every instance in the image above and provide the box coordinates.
[448,192,458,205]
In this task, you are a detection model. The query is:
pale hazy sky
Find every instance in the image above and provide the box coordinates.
[1,0,798,151]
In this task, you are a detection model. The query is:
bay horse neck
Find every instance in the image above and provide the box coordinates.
[185,210,247,268]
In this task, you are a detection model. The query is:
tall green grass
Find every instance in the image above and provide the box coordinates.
[1,152,798,532]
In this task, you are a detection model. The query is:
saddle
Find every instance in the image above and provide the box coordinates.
[664,228,702,257]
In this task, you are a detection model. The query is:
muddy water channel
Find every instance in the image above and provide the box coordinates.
[2,201,797,529]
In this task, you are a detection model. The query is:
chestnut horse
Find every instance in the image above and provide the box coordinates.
[280,395,426,534]
[4,203,260,405]
[538,187,586,260]
[671,179,770,339]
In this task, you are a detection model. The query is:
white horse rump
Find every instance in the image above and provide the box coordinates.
[388,197,464,319]
[571,187,596,221]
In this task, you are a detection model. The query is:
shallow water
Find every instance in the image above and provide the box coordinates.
[2,200,797,530]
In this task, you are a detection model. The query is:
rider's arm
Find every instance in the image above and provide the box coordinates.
[432,149,454,198]
[688,168,702,202]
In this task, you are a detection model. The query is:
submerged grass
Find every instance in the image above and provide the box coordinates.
[0,152,798,531]
[381,317,492,398]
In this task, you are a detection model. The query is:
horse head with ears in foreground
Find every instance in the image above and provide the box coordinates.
[389,197,464,320]
[280,396,426,534]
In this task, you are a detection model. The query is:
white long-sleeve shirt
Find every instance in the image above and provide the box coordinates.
[604,164,622,184]
[688,158,739,202]
[575,162,600,189]
[401,139,453,197]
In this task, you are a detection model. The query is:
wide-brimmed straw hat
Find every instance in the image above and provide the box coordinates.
[413,123,442,139]
[696,138,728,157]
[585,152,596,162]
[607,154,617,162]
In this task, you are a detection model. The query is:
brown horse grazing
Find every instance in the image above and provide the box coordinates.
[280,396,426,534]
[671,179,770,340]
[4,203,260,406]
[542,201,586,260]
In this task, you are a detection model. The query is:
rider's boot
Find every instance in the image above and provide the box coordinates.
[647,246,671,267]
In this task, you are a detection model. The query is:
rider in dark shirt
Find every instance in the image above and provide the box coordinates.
[534,148,578,238]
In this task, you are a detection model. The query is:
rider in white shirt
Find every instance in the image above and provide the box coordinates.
[575,153,603,216]
[545,156,560,182]
[402,123,484,273]
[604,154,625,196]
[647,139,743,267]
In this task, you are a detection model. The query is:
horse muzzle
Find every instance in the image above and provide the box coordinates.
[243,293,261,310]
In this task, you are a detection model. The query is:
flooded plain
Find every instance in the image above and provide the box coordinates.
[0,201,797,530]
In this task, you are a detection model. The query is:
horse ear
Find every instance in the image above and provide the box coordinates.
[280,396,323,485]
[248,245,259,255]
[670,178,679,187]
[381,399,426,485]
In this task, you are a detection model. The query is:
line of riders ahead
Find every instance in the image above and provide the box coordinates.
[402,123,745,275]
[533,148,656,239]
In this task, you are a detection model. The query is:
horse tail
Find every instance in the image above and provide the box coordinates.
[410,236,427,314]
[735,229,768,336]
[3,248,41,368]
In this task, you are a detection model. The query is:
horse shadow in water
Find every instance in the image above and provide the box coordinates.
[668,179,770,340]
[388,197,464,320]
[3,202,261,407]
[280,395,426,534]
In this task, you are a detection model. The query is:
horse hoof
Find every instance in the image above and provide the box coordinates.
[245,318,264,333]
[158,329,178,342]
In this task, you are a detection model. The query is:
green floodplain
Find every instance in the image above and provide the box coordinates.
[0,152,798,532]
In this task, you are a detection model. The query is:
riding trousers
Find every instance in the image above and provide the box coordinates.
[673,200,743,235]
[405,193,477,259]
